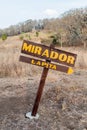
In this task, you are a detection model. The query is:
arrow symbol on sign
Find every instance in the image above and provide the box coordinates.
[67,67,74,74]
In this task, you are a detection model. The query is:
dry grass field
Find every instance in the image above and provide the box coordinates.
[0,31,54,77]
[0,33,87,130]
[0,33,87,77]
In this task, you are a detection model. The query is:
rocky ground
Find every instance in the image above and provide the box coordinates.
[0,69,87,130]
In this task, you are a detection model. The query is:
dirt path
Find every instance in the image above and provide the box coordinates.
[0,69,87,130]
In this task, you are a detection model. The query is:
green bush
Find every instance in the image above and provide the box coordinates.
[50,34,62,46]
[36,31,39,37]
[2,34,7,41]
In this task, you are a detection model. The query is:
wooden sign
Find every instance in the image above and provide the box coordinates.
[21,40,77,67]
[20,55,73,74]
[19,40,77,119]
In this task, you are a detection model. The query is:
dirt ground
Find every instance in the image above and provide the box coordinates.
[0,68,87,130]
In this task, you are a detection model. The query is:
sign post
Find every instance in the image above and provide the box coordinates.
[31,66,49,116]
[19,40,77,119]
[31,45,52,118]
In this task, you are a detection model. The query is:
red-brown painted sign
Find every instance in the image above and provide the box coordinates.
[21,40,77,67]
[20,55,73,74]
[19,40,77,118]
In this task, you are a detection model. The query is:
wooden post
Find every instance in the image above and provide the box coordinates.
[31,44,54,116]
[31,66,49,116]
[20,41,77,119]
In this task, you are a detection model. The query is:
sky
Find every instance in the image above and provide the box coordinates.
[0,0,87,29]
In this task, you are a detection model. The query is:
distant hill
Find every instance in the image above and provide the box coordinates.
[0,7,87,47]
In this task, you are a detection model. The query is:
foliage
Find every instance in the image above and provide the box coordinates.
[36,31,39,37]
[1,34,7,41]
[0,7,87,47]
[43,8,87,47]
[50,33,62,46]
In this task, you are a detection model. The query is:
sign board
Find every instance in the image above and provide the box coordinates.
[21,40,77,67]
[20,55,73,74]
[19,40,77,118]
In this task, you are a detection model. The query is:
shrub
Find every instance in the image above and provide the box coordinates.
[50,34,62,46]
[36,31,39,37]
[2,34,7,41]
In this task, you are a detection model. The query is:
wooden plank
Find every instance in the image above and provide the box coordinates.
[21,40,77,67]
[19,55,74,74]
[31,67,49,116]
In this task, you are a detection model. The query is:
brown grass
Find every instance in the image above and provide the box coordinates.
[64,47,87,68]
[0,34,87,77]
[0,36,41,77]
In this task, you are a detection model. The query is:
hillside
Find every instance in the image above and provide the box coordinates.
[0,33,87,77]
[0,7,87,47]
[0,32,87,129]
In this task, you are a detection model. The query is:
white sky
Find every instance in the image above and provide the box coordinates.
[0,0,87,29]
